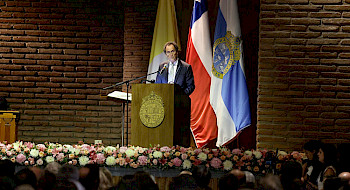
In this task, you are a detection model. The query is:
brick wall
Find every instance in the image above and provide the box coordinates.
[258,0,350,151]
[0,0,125,144]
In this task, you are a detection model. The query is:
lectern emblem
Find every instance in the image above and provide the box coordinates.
[139,91,165,128]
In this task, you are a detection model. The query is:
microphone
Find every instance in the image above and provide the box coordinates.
[159,64,167,74]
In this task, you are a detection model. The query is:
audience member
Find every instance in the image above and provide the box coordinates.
[79,164,100,190]
[0,159,16,190]
[280,161,303,190]
[316,143,337,190]
[45,162,62,176]
[133,171,158,190]
[302,140,322,190]
[218,173,239,190]
[169,171,200,190]
[56,164,84,190]
[256,174,283,190]
[115,174,136,190]
[192,165,211,190]
[14,168,37,189]
[98,167,114,190]
[37,170,56,190]
[229,169,255,189]
[339,172,350,190]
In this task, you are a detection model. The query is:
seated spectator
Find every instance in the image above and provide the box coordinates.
[229,169,255,189]
[133,171,158,190]
[169,171,199,190]
[316,143,337,190]
[56,164,84,190]
[0,159,16,190]
[338,172,350,190]
[45,162,62,176]
[37,170,56,190]
[280,161,303,190]
[257,174,283,190]
[115,174,136,190]
[192,165,211,190]
[14,168,37,189]
[15,184,35,190]
[323,177,341,190]
[302,140,322,189]
[218,173,239,190]
[98,167,114,190]
[79,164,100,190]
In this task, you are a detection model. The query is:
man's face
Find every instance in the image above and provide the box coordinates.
[165,44,178,63]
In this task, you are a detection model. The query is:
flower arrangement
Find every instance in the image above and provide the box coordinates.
[0,141,304,175]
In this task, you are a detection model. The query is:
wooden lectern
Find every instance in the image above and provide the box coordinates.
[0,111,19,143]
[131,84,191,147]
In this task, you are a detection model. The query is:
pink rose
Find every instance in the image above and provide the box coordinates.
[96,153,106,165]
[232,148,242,155]
[138,156,148,166]
[181,154,188,160]
[160,146,171,152]
[173,157,182,167]
[210,158,222,169]
[16,154,26,163]
[56,153,65,162]
[194,149,202,154]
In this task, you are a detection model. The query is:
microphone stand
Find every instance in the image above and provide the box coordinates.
[103,70,159,146]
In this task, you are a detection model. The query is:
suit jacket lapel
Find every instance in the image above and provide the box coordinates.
[174,60,182,83]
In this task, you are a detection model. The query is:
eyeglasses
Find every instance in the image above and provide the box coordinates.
[166,50,176,55]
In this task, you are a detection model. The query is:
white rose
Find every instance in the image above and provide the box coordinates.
[45,156,54,163]
[253,150,262,159]
[223,160,233,171]
[278,151,287,156]
[244,150,252,157]
[153,151,163,158]
[106,156,116,166]
[182,159,192,170]
[125,149,135,158]
[79,156,89,166]
[104,146,116,153]
[197,152,207,161]
[30,149,39,158]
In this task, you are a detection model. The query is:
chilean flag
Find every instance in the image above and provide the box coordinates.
[186,0,218,148]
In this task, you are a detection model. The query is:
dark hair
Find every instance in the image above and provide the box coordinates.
[319,143,337,166]
[192,165,211,188]
[219,173,239,190]
[280,161,303,190]
[303,140,322,152]
[133,171,158,190]
[163,41,179,54]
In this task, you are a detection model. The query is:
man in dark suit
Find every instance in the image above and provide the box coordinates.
[155,41,195,95]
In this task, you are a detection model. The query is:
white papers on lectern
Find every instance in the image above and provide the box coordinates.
[107,91,132,101]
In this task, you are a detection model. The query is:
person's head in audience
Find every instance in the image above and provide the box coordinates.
[99,167,114,190]
[133,171,158,190]
[115,174,136,190]
[169,171,199,190]
[14,168,37,189]
[257,174,283,190]
[37,170,56,190]
[279,161,303,190]
[79,164,100,190]
[44,161,62,176]
[318,143,337,167]
[219,173,239,190]
[303,140,322,162]
[229,169,255,189]
[339,172,350,190]
[56,164,84,190]
[15,184,35,190]
[192,165,211,189]
[0,159,16,178]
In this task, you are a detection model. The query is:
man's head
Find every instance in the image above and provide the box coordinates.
[163,41,179,63]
